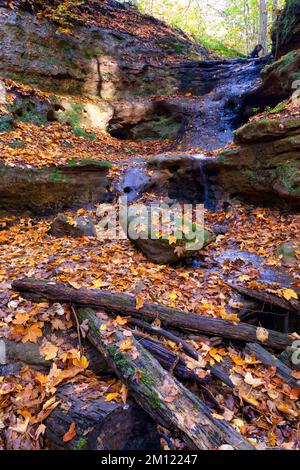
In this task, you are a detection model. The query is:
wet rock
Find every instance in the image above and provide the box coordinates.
[121,204,215,265]
[147,153,214,205]
[272,0,300,58]
[117,167,150,203]
[0,159,112,215]
[48,214,97,238]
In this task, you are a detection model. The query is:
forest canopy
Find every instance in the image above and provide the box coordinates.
[128,0,286,56]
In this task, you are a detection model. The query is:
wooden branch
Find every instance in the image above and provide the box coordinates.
[12,278,292,350]
[130,318,199,360]
[77,308,254,450]
[135,335,208,386]
[227,282,300,313]
[245,343,300,390]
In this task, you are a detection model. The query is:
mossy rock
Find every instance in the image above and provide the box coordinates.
[276,241,300,265]
[120,205,215,265]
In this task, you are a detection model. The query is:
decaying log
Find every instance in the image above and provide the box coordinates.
[12,278,292,350]
[245,343,300,390]
[130,318,199,359]
[0,337,108,374]
[45,381,160,450]
[76,308,253,450]
[227,282,300,313]
[135,335,208,386]
[0,334,210,388]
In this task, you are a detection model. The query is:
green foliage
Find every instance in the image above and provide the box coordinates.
[63,104,97,141]
[134,0,286,56]
[0,115,13,133]
[9,139,25,149]
[155,37,187,54]
[198,36,245,58]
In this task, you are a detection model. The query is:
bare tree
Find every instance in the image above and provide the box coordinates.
[259,0,268,52]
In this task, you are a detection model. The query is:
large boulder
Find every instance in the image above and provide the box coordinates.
[257,50,300,102]
[121,204,215,264]
[48,214,97,238]
[272,0,300,58]
[51,98,114,132]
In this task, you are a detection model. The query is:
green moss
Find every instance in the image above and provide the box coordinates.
[75,438,88,450]
[0,115,13,133]
[72,127,97,140]
[277,161,300,193]
[66,158,112,169]
[141,373,155,387]
[84,47,103,59]
[48,169,68,183]
[155,38,187,55]
[61,104,97,141]
[148,391,162,409]
[9,139,25,149]
[264,101,288,115]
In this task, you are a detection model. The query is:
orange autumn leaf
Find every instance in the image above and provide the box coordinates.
[21,323,43,343]
[63,422,76,443]
[40,341,58,361]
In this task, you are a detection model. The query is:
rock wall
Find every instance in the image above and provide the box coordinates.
[206,118,300,209]
[272,0,300,58]
[0,159,112,214]
[0,8,185,99]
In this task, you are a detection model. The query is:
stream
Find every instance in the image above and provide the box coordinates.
[115,56,299,334]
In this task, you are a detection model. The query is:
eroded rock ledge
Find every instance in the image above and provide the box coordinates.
[0,159,112,214]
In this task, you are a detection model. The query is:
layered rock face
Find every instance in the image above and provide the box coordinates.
[206,119,300,209]
[256,50,300,103]
[0,7,191,100]
[0,160,111,214]
[272,0,300,58]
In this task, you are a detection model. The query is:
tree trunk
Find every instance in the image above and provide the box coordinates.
[12,278,292,350]
[45,382,161,450]
[259,0,268,53]
[75,308,254,450]
[227,282,300,312]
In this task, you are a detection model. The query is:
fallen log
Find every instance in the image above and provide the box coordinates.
[135,335,208,386]
[0,337,108,374]
[76,308,253,450]
[130,318,199,360]
[227,282,300,313]
[136,334,233,389]
[45,382,160,450]
[0,335,210,389]
[245,343,300,390]
[13,278,292,350]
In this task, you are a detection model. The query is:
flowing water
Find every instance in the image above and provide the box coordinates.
[178,57,268,151]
